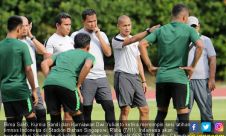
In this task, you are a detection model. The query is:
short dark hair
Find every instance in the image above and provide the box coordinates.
[55,12,71,25]
[27,16,32,24]
[7,15,23,31]
[74,33,91,49]
[172,4,188,17]
[82,9,96,20]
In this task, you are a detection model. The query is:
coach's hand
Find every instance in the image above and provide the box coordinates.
[148,66,158,76]
[208,78,216,91]
[142,82,148,94]
[28,22,33,38]
[94,26,100,35]
[32,89,38,106]
[148,24,161,33]
[179,66,194,79]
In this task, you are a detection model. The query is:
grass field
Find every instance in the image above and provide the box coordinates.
[1,71,225,120]
[0,71,225,135]
[0,99,225,120]
[91,99,226,120]
[0,99,225,135]
[1,71,221,121]
[36,70,226,120]
[0,70,225,135]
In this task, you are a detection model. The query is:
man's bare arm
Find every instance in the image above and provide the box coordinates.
[43,53,52,59]
[137,56,147,93]
[123,24,160,46]
[137,56,146,83]
[25,66,38,105]
[139,39,157,75]
[208,56,216,91]
[95,27,112,57]
[30,38,47,54]
[180,39,204,79]
[191,40,204,68]
[77,59,93,87]
[41,58,54,77]
[28,22,47,54]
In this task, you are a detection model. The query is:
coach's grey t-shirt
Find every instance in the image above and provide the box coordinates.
[188,35,216,79]
[112,34,140,74]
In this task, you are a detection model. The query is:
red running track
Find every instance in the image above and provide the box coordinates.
[111,87,226,100]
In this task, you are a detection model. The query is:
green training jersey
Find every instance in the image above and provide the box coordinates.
[0,38,33,102]
[44,49,95,91]
[145,22,200,84]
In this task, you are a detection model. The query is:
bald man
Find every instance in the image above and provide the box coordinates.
[112,15,159,135]
[139,4,204,135]
[19,16,47,135]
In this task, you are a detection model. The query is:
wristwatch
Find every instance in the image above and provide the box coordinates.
[30,36,36,40]
[146,29,151,34]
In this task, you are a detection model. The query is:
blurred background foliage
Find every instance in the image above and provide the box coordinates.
[0,0,225,80]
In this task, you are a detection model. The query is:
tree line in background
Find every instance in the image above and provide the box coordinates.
[0,0,226,80]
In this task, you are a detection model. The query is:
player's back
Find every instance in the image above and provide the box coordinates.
[44,49,95,91]
[0,38,32,102]
[146,21,199,84]
[155,22,194,69]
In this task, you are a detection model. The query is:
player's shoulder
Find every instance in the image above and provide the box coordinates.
[0,38,7,44]
[16,39,27,46]
[16,40,30,51]
[86,52,95,60]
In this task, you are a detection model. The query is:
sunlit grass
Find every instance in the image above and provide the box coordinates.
[1,99,225,120]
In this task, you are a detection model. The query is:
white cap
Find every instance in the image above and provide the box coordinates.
[188,16,199,26]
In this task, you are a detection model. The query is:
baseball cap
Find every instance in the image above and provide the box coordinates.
[188,16,199,26]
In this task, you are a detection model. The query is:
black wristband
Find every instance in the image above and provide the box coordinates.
[142,81,146,83]
[146,29,151,34]
[30,36,35,40]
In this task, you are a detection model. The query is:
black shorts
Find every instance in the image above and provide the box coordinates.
[156,82,190,109]
[44,85,81,114]
[3,97,34,118]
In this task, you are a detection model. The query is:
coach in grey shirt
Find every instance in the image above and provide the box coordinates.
[188,16,216,134]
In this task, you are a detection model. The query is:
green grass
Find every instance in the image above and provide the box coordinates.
[1,71,225,135]
[0,99,225,120]
[25,71,225,121]
[0,99,225,135]
[36,70,226,120]
[1,99,225,135]
[91,99,226,120]
[1,71,225,121]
